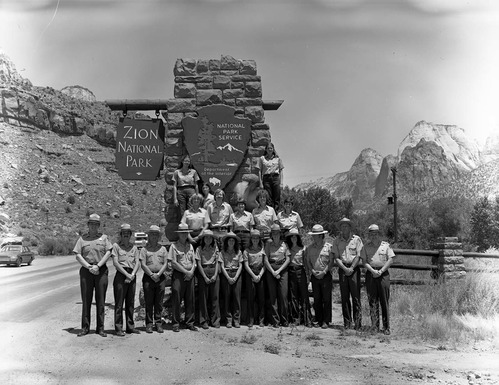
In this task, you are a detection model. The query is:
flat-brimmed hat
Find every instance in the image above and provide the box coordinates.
[270,224,281,233]
[236,198,246,205]
[198,229,214,239]
[120,223,132,233]
[88,213,101,224]
[148,225,161,233]
[285,228,301,239]
[175,223,192,233]
[337,217,354,229]
[250,229,261,238]
[368,224,380,232]
[222,231,240,243]
[308,224,328,236]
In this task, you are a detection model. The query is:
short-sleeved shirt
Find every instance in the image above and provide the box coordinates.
[73,234,113,265]
[195,245,220,266]
[289,247,305,267]
[181,208,210,231]
[221,250,243,270]
[252,205,277,233]
[167,242,196,270]
[229,210,255,232]
[266,240,289,265]
[334,234,364,265]
[243,247,265,270]
[277,210,303,231]
[304,242,334,271]
[174,168,199,187]
[203,194,215,210]
[112,243,138,269]
[139,245,168,273]
[258,156,284,175]
[208,202,233,227]
[361,241,396,268]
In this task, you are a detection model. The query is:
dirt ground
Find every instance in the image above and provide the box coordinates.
[1,300,498,385]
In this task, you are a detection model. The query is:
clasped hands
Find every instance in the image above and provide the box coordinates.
[312,269,326,279]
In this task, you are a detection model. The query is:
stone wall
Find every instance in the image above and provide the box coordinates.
[162,55,272,238]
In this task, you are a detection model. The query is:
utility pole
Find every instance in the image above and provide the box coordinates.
[391,167,398,243]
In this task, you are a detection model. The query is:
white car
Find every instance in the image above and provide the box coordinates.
[134,232,148,249]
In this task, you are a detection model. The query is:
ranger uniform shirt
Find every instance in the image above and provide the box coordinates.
[334,235,364,265]
[167,242,195,270]
[139,245,168,273]
[361,241,395,268]
[73,234,113,265]
[112,243,138,269]
[304,242,334,272]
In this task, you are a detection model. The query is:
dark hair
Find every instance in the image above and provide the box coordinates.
[283,197,294,206]
[264,142,278,158]
[249,236,263,250]
[177,155,193,169]
[256,189,270,204]
[199,234,215,249]
[285,233,303,249]
[223,236,240,253]
[201,183,212,196]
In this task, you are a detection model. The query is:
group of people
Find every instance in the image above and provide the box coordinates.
[73,209,396,337]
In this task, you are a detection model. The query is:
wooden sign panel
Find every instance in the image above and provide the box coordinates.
[115,118,165,180]
[182,105,251,190]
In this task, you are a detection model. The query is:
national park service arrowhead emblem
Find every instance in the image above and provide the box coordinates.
[182,105,251,190]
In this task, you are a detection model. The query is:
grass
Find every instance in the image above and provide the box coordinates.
[263,342,280,355]
[240,333,258,344]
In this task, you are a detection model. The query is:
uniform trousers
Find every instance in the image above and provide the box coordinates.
[220,271,242,326]
[79,265,108,331]
[245,270,265,326]
[142,273,166,327]
[288,266,312,325]
[113,268,136,332]
[365,270,390,330]
[197,268,220,327]
[262,173,281,210]
[310,273,332,325]
[234,230,250,250]
[265,267,288,326]
[338,266,362,328]
[171,270,195,328]
[177,186,196,217]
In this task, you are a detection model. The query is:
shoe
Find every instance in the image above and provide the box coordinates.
[126,328,140,334]
[226,324,232,329]
[305,323,312,328]
[212,324,220,329]
[145,325,153,334]
[201,324,209,330]
[383,329,391,335]
[97,329,107,337]
[248,323,254,328]
[116,330,126,337]
[188,325,198,331]
[282,322,289,327]
[313,323,320,328]
[321,323,328,329]
[156,324,164,333]
[77,328,89,337]
[233,322,240,328]
[172,325,180,332]
[258,322,265,328]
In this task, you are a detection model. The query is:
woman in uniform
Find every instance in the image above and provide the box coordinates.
[252,189,278,241]
[73,213,113,337]
[229,198,255,250]
[219,232,243,328]
[264,224,290,327]
[112,223,140,336]
[139,225,169,334]
[195,229,221,329]
[172,155,200,217]
[181,193,210,248]
[243,229,266,328]
[168,223,198,332]
[257,142,284,210]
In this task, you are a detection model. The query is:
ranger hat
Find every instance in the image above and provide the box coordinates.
[368,224,380,232]
[175,223,192,233]
[222,231,240,243]
[120,223,132,232]
[308,224,328,236]
[285,228,301,238]
[337,217,354,229]
[250,229,261,238]
[88,213,101,224]
[198,229,214,239]
[270,224,281,233]
[148,225,161,233]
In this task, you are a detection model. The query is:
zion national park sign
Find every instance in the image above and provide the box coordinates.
[182,105,251,190]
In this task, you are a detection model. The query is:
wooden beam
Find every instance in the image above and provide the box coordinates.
[105,99,284,111]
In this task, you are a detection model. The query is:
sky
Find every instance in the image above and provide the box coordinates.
[1,0,499,187]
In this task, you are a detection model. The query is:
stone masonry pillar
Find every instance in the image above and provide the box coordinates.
[432,237,466,281]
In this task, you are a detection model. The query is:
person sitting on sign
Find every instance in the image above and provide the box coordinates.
[172,155,200,217]
[207,189,233,245]
[257,142,284,211]
[201,182,215,210]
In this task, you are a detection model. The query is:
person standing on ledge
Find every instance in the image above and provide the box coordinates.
[172,155,200,217]
[207,189,233,245]
[361,224,395,335]
[73,213,113,337]
[333,218,364,330]
[257,142,284,211]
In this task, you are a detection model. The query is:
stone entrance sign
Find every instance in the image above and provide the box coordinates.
[182,105,251,190]
[115,118,165,180]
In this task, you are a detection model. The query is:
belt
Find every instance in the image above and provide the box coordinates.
[288,265,303,271]
[177,185,195,189]
[202,264,216,268]
[211,226,229,230]
[234,230,250,234]
[263,173,279,177]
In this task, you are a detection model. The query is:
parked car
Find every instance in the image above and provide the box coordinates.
[0,244,35,267]
[134,232,148,249]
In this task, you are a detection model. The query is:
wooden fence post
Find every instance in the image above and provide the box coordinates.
[432,237,466,281]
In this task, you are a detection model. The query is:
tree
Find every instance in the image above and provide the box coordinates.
[470,196,492,251]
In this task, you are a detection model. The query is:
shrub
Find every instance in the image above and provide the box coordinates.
[65,206,72,213]
[38,237,75,256]
[263,342,280,355]
[240,333,258,344]
[126,197,134,206]
[67,195,76,204]
[142,188,148,195]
